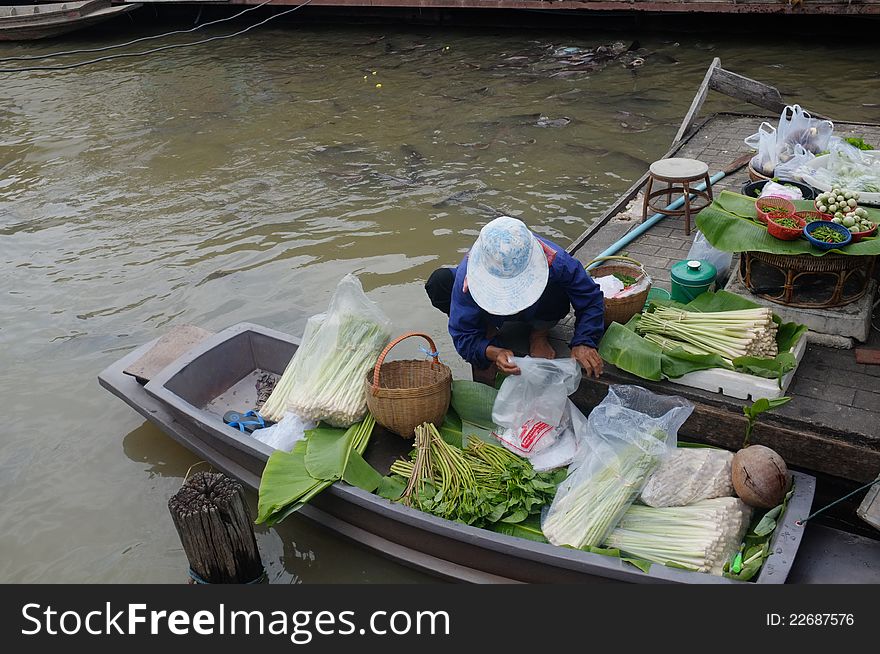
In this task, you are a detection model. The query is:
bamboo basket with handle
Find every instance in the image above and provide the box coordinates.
[586,255,652,327]
[365,332,452,439]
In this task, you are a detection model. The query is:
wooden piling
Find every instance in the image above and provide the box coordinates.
[168,471,264,584]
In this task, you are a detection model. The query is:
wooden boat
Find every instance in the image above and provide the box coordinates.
[0,1,140,41]
[98,321,880,584]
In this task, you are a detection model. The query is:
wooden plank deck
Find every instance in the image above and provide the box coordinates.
[125,0,880,15]
[555,112,880,485]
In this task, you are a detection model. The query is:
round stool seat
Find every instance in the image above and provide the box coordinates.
[649,157,709,180]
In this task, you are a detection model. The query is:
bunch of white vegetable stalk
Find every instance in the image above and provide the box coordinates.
[261,313,390,427]
[637,307,778,364]
[542,439,665,549]
[603,497,752,575]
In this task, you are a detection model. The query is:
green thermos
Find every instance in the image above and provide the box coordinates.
[670,259,716,303]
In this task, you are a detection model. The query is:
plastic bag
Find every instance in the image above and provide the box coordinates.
[251,412,317,451]
[776,105,833,158]
[759,179,803,201]
[772,145,815,184]
[745,122,778,176]
[492,356,580,458]
[639,448,734,507]
[686,231,732,287]
[541,385,693,548]
[802,137,880,193]
[260,274,392,426]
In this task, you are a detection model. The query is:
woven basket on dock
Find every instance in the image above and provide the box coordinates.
[365,332,451,439]
[587,256,652,327]
[748,158,772,182]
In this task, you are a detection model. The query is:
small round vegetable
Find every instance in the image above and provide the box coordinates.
[856,208,868,218]
[832,217,842,224]
[848,199,858,207]
[818,204,827,213]
[829,203,838,212]
[732,445,790,509]
[844,191,853,200]
[837,195,846,203]
[843,216,856,227]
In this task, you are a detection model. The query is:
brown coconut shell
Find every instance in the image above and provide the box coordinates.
[732,445,790,509]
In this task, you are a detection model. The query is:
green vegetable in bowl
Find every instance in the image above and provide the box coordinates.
[772,217,800,229]
[810,224,846,243]
[612,272,638,287]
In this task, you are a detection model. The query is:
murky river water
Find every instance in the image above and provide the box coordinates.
[1,17,878,582]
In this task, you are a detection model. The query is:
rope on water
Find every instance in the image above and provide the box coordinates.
[795,477,880,526]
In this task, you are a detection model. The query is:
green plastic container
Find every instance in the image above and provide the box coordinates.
[670,259,716,303]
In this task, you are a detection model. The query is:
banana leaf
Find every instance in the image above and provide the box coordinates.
[696,190,880,256]
[599,291,808,383]
[450,380,497,429]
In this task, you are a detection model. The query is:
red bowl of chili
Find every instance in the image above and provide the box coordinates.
[756,197,796,225]
[767,214,806,241]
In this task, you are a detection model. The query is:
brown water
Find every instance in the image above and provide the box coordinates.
[1,20,878,583]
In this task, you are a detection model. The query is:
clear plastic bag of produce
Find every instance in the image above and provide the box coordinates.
[639,447,734,508]
[541,385,693,548]
[251,412,317,452]
[686,231,732,287]
[746,122,778,177]
[492,356,582,469]
[803,137,880,193]
[772,145,815,185]
[260,274,392,427]
[775,104,833,159]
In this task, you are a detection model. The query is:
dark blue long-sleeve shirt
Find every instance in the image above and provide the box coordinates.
[448,237,605,369]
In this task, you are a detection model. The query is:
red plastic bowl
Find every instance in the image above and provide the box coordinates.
[756,197,796,225]
[767,214,806,241]
[851,222,878,243]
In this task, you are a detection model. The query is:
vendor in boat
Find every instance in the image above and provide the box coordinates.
[425,215,605,384]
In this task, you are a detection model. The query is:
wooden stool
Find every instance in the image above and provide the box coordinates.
[642,158,713,236]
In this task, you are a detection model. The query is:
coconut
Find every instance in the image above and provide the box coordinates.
[732,445,790,509]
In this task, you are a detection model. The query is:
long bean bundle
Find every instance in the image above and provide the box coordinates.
[603,498,752,575]
[391,423,561,527]
[637,307,777,364]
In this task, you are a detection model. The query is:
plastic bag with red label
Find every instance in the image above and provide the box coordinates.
[491,356,583,471]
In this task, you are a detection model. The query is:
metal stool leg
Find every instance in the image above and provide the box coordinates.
[682,179,692,236]
[642,175,654,223]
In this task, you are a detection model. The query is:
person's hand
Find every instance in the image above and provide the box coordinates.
[487,346,520,375]
[571,345,603,378]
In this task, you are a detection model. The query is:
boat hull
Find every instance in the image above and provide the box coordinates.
[98,323,828,584]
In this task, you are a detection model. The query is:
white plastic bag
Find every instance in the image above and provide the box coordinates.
[686,231,732,287]
[639,448,734,507]
[260,274,392,426]
[773,145,815,184]
[776,104,833,158]
[803,137,880,193]
[745,122,778,177]
[492,356,581,469]
[758,180,802,201]
[251,412,317,451]
[541,385,693,548]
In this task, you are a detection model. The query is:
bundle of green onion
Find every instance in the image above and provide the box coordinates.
[637,307,777,364]
[542,438,665,549]
[261,312,391,426]
[603,497,752,575]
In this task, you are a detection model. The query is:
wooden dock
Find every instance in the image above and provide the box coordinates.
[123,0,880,16]
[553,71,880,490]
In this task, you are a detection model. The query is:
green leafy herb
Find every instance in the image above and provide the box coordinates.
[387,422,563,528]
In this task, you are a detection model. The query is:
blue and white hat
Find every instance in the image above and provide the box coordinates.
[466,216,549,316]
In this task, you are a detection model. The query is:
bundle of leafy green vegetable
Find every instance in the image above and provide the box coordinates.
[257,416,380,525]
[383,422,565,528]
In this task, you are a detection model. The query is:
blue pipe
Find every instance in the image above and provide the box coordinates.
[586,170,726,269]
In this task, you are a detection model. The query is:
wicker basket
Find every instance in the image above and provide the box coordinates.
[587,256,652,327]
[365,332,452,439]
[748,157,772,182]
